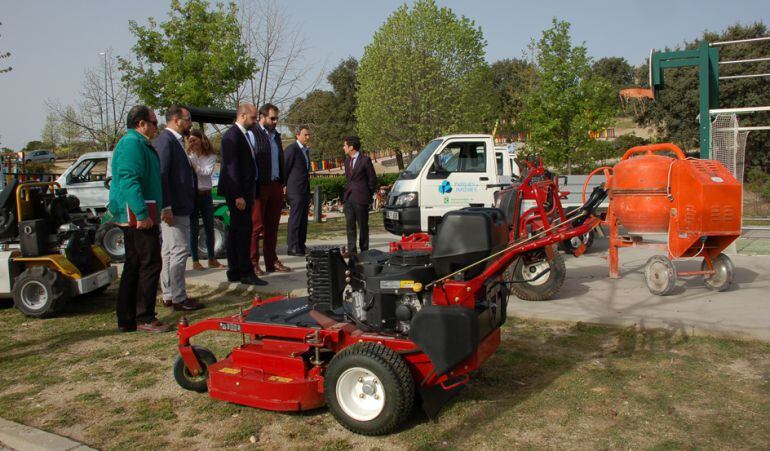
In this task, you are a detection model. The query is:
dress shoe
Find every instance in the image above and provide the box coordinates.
[136,320,172,333]
[287,250,305,257]
[118,324,136,333]
[268,262,292,273]
[226,275,240,283]
[173,298,205,311]
[240,275,268,286]
[192,261,205,271]
[254,266,266,277]
[208,259,223,269]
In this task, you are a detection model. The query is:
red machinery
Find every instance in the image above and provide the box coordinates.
[585,143,742,295]
[174,169,607,435]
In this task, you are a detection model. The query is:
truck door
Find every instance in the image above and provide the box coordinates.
[62,157,110,211]
[420,139,494,231]
[495,149,513,185]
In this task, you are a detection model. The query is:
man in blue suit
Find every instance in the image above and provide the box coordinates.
[156,104,204,311]
[219,103,268,286]
[284,125,311,256]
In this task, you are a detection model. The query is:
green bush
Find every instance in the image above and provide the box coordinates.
[309,172,401,200]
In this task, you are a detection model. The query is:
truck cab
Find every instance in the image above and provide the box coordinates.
[55,152,112,215]
[383,134,519,235]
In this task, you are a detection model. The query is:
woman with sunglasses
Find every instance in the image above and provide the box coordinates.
[187,129,222,270]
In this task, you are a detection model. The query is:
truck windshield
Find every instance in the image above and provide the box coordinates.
[398,139,443,180]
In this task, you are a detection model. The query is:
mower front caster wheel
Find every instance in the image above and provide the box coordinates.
[644,255,677,296]
[173,346,217,393]
[324,343,414,436]
[702,253,734,292]
[12,266,69,318]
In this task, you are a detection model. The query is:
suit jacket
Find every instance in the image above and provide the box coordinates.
[344,153,377,205]
[219,124,258,202]
[284,142,310,198]
[155,129,196,216]
[252,126,286,185]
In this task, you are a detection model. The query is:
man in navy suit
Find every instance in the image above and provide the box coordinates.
[342,135,377,257]
[219,103,267,286]
[156,105,204,311]
[284,125,311,256]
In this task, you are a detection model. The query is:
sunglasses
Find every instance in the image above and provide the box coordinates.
[144,119,158,127]
[269,116,278,121]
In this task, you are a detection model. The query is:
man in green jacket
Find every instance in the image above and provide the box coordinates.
[109,105,170,333]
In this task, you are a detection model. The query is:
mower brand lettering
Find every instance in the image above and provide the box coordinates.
[267,375,293,383]
[219,322,241,332]
[218,367,240,374]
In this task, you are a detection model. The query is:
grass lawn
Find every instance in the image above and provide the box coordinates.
[278,211,386,244]
[0,284,768,450]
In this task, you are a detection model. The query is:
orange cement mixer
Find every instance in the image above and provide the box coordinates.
[585,143,742,295]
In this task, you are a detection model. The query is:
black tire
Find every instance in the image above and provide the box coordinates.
[198,219,227,259]
[644,255,677,296]
[509,250,566,301]
[173,346,217,393]
[324,343,415,436]
[12,266,69,318]
[701,253,733,292]
[96,222,125,262]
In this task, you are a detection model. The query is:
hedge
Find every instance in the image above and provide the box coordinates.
[309,172,401,200]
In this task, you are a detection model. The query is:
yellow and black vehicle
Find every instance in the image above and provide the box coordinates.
[0,180,116,317]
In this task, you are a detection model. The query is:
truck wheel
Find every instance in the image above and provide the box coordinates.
[96,222,125,262]
[509,250,566,301]
[12,266,69,318]
[173,346,217,393]
[701,253,733,292]
[198,219,227,259]
[644,255,677,296]
[324,343,414,436]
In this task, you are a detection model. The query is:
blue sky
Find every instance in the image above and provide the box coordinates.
[1,0,768,149]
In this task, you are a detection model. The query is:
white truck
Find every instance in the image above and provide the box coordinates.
[382,134,606,246]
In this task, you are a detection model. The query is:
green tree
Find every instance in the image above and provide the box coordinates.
[634,22,770,173]
[356,0,497,169]
[490,58,538,135]
[120,0,255,109]
[592,57,634,89]
[286,58,359,159]
[520,18,617,171]
[41,113,60,149]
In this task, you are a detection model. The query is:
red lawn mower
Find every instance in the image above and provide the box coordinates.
[173,161,607,435]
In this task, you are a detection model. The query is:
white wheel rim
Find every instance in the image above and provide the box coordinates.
[647,260,671,292]
[104,228,124,255]
[522,260,550,286]
[20,280,48,310]
[336,367,385,421]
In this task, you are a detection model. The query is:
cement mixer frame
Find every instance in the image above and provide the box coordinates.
[585,143,741,296]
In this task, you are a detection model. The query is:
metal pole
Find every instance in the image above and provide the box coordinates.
[719,72,770,80]
[710,106,770,114]
[719,56,770,65]
[313,186,322,223]
[709,35,770,47]
[100,51,109,151]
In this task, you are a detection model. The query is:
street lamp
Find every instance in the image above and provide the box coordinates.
[99,51,108,151]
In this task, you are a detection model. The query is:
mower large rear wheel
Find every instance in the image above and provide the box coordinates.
[173,346,217,393]
[12,266,69,318]
[509,250,566,301]
[96,222,125,262]
[324,343,414,436]
[197,219,227,259]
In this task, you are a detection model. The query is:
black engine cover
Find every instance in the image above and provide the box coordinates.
[409,306,479,376]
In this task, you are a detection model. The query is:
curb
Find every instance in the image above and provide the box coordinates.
[0,418,95,451]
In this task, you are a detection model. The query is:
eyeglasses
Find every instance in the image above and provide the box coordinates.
[269,116,278,121]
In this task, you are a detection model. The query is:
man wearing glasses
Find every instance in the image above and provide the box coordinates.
[109,105,170,332]
[155,104,204,312]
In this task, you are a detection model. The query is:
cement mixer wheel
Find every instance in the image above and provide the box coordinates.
[701,253,733,292]
[644,255,677,296]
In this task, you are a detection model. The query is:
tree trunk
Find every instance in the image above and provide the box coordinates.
[395,150,405,170]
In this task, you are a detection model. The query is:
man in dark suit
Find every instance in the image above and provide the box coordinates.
[156,104,204,311]
[219,103,267,286]
[342,135,377,257]
[250,103,291,274]
[284,125,311,256]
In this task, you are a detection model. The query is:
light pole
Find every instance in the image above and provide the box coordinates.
[99,51,108,151]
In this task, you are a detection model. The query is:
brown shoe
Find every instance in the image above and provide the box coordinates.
[254,266,266,277]
[136,320,172,333]
[173,298,205,311]
[192,261,205,271]
[208,259,223,269]
[161,298,173,307]
[268,261,292,273]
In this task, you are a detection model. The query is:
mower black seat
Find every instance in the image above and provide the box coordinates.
[245,297,344,328]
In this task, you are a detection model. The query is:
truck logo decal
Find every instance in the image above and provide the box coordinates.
[439,180,452,194]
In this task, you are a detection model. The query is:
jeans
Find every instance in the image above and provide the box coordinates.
[160,215,190,303]
[190,191,215,261]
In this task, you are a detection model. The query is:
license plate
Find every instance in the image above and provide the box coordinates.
[385,210,399,220]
